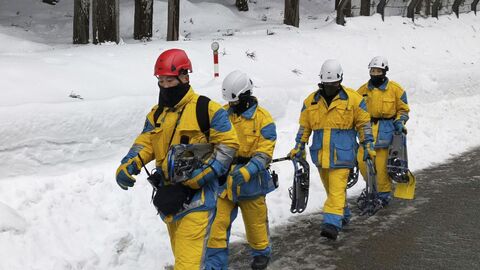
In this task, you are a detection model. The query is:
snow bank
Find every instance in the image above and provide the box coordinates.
[0,201,27,233]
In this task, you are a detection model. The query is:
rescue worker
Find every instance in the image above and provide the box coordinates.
[115,49,239,270]
[289,59,375,240]
[356,56,410,206]
[205,71,277,270]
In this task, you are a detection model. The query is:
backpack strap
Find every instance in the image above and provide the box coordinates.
[196,95,211,141]
[152,95,210,140]
[153,98,164,127]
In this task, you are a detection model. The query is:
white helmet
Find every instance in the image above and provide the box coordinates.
[222,70,253,102]
[319,59,343,83]
[368,56,389,71]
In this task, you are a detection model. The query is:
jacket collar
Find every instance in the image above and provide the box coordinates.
[226,102,258,120]
[314,85,348,103]
[170,87,195,111]
[368,78,389,91]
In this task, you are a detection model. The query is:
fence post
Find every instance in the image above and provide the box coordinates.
[211,42,220,78]
[336,0,352,25]
[452,0,462,18]
[377,0,387,21]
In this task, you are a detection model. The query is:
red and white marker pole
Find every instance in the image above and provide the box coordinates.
[211,42,220,78]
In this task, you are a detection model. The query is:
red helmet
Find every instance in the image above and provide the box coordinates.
[154,49,192,77]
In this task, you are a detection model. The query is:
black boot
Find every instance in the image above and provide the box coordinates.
[321,224,339,240]
[251,255,269,270]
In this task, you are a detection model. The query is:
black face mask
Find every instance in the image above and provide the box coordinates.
[158,82,190,108]
[231,95,256,115]
[319,83,340,97]
[370,75,386,88]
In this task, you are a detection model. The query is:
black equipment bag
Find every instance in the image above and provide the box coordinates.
[153,184,196,216]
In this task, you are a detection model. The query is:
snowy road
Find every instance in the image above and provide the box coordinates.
[229,147,480,269]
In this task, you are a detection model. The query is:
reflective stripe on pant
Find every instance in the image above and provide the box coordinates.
[319,168,349,228]
[357,147,392,193]
[166,210,214,270]
[205,196,270,269]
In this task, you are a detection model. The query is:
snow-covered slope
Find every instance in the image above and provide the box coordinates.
[1,0,479,269]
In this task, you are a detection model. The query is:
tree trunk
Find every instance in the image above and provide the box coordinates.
[415,0,423,14]
[134,0,153,40]
[167,0,180,41]
[73,0,89,44]
[425,0,431,16]
[360,0,371,16]
[92,0,119,44]
[284,0,299,27]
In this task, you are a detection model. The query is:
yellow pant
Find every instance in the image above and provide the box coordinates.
[205,196,270,268]
[208,196,269,250]
[166,210,214,270]
[319,168,349,216]
[357,147,392,193]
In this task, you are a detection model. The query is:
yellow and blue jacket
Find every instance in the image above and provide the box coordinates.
[295,86,373,169]
[221,101,277,200]
[357,79,410,148]
[122,88,239,221]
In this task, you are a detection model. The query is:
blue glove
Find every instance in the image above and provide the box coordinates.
[289,142,306,159]
[231,158,262,185]
[363,142,377,161]
[115,158,141,190]
[394,120,406,133]
[183,158,226,189]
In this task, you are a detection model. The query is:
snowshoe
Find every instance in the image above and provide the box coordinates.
[288,157,310,213]
[387,131,410,183]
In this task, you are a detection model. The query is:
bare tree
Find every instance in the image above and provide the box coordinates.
[360,0,371,16]
[73,0,90,44]
[134,0,153,40]
[284,0,299,27]
[92,0,119,44]
[167,0,180,41]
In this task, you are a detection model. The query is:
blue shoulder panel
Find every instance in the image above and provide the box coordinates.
[359,99,368,112]
[400,92,408,104]
[301,103,306,112]
[211,108,232,132]
[142,117,154,133]
[260,123,277,141]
